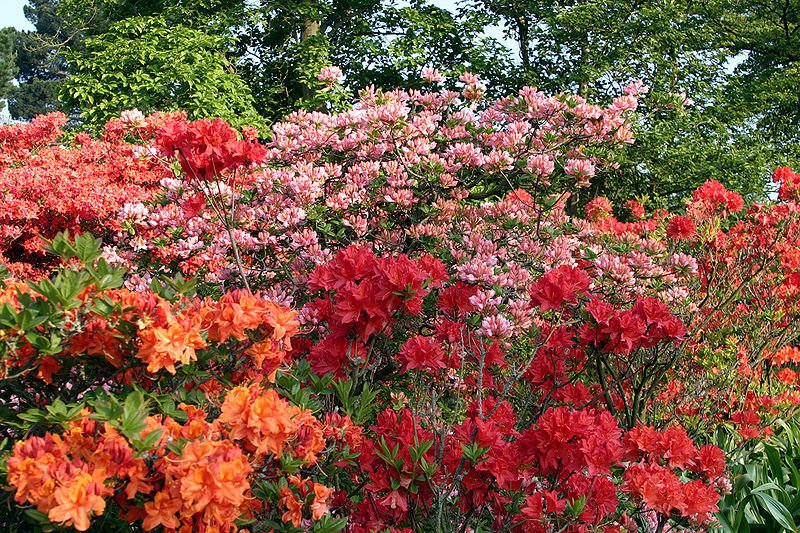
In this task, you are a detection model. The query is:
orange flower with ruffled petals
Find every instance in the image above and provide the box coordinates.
[137,317,206,374]
[48,472,106,531]
[279,486,303,527]
[142,490,181,531]
[311,482,334,520]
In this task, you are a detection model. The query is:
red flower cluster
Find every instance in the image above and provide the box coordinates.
[691,179,744,213]
[0,112,67,167]
[516,407,623,530]
[666,215,697,241]
[351,408,437,530]
[397,335,447,372]
[305,245,446,376]
[519,406,623,477]
[585,196,614,221]
[582,296,686,354]
[155,118,267,181]
[773,166,800,201]
[623,425,724,519]
[0,115,164,277]
[529,264,591,312]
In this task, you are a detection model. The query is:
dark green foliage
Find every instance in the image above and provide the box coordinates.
[5,0,800,207]
[0,28,17,113]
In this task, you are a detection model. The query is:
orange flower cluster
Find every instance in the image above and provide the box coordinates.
[219,383,325,463]
[137,315,206,374]
[1,280,300,385]
[765,345,800,387]
[6,416,148,531]
[149,439,253,531]
[200,289,299,380]
[278,475,335,527]
[6,390,334,532]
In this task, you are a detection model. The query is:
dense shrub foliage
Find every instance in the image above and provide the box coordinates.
[2,77,800,532]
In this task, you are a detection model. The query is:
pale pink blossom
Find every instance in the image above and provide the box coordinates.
[317,65,343,84]
[421,67,444,83]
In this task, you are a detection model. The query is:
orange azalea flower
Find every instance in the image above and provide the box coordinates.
[48,472,106,532]
[36,355,61,384]
[246,339,286,381]
[177,403,212,440]
[310,483,334,520]
[279,486,303,527]
[209,290,265,342]
[170,439,253,527]
[220,383,326,463]
[137,318,206,374]
[246,390,298,457]
[290,410,326,465]
[219,384,297,456]
[263,302,300,349]
[7,455,47,505]
[7,435,62,507]
[218,385,252,440]
[142,490,181,530]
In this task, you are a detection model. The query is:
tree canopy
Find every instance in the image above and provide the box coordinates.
[1,0,797,206]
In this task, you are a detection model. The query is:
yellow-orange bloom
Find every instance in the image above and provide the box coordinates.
[48,473,106,532]
[137,317,206,374]
[142,490,181,530]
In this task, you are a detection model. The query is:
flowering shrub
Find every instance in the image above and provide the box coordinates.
[0,112,171,279]
[3,74,800,532]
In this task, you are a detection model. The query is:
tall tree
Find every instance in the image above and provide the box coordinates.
[0,28,17,114]
[3,0,79,119]
[62,16,264,129]
[701,0,800,158]
[230,0,512,120]
[10,0,510,124]
[469,0,783,207]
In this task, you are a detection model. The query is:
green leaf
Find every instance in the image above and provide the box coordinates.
[752,492,797,531]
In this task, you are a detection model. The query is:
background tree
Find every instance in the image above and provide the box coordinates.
[701,0,800,158]
[2,0,79,119]
[219,0,512,120]
[62,16,264,130]
[468,0,784,208]
[16,0,509,123]
[4,0,799,207]
[0,28,17,114]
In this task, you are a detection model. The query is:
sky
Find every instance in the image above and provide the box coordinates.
[1,0,35,31]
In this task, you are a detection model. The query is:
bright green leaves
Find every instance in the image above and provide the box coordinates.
[62,16,265,131]
[717,420,800,532]
[332,377,378,426]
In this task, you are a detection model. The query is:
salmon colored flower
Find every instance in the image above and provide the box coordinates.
[48,473,107,531]
[311,483,334,520]
[279,486,303,527]
[142,490,181,531]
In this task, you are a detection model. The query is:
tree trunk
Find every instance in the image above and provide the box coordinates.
[301,18,320,101]
[517,15,531,72]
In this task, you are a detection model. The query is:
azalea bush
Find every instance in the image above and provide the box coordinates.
[2,73,800,532]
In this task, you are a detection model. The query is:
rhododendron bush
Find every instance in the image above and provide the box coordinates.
[3,76,800,532]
